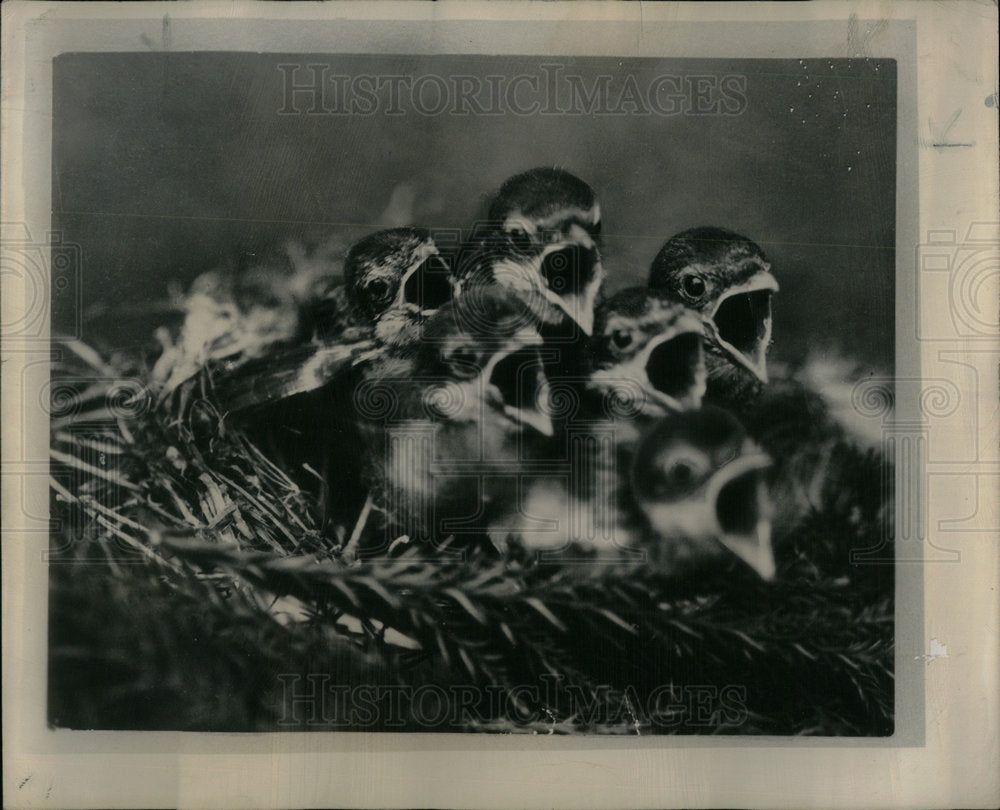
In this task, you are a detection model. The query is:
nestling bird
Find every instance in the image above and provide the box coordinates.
[740,373,856,536]
[214,227,453,413]
[151,251,307,399]
[505,404,776,582]
[648,227,778,409]
[355,285,555,554]
[630,406,776,580]
[586,286,707,422]
[335,226,455,341]
[454,168,605,339]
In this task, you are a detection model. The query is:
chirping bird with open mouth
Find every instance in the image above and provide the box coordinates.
[630,406,776,580]
[648,227,779,409]
[506,402,776,581]
[495,287,709,556]
[453,168,605,346]
[586,286,707,424]
[334,226,455,341]
[353,284,555,555]
[214,227,454,414]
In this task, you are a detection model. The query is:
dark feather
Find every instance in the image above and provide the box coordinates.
[213,338,377,413]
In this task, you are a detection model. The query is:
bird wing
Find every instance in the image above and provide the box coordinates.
[213,338,379,414]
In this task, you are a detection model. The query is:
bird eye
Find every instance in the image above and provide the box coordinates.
[681,273,706,300]
[507,227,532,252]
[672,461,694,484]
[446,345,480,378]
[365,278,393,302]
[611,329,633,350]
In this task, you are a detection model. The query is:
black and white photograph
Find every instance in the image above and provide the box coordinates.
[47,50,898,736]
[3,2,998,808]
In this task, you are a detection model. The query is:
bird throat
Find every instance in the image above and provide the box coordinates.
[401,255,453,311]
[644,332,706,409]
[488,346,552,436]
[709,286,774,384]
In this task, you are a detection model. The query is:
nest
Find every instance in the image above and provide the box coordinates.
[48,285,894,735]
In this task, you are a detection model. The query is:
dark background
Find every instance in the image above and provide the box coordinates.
[52,53,895,371]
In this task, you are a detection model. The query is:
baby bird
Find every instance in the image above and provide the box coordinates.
[214,227,452,413]
[648,227,778,409]
[356,285,554,554]
[336,226,454,341]
[506,405,776,582]
[454,168,605,338]
[586,286,707,424]
[630,406,776,580]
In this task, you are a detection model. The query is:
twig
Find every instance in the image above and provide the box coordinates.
[342,493,374,559]
[93,515,184,574]
[52,431,126,454]
[57,338,118,376]
[50,448,141,491]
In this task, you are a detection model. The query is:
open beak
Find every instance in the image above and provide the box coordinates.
[537,238,604,337]
[397,244,454,314]
[705,452,775,581]
[484,333,554,437]
[395,247,429,309]
[707,271,778,383]
[542,286,596,336]
[489,237,603,337]
[638,317,707,412]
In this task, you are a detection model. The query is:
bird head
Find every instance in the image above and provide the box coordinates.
[648,227,778,392]
[411,287,554,438]
[457,168,604,336]
[587,287,707,414]
[488,166,602,246]
[630,406,776,580]
[344,227,455,325]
